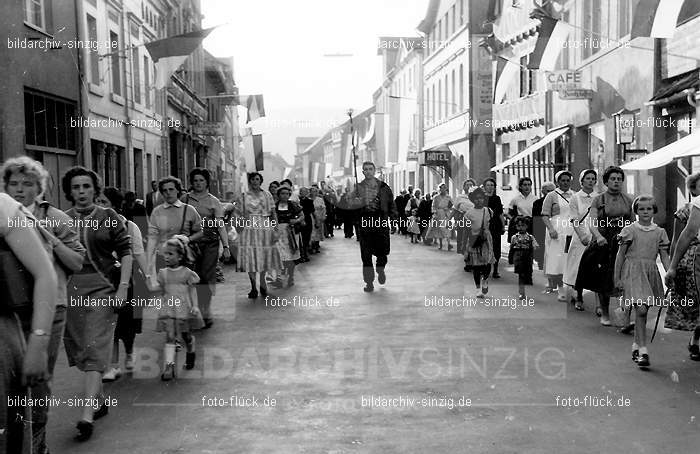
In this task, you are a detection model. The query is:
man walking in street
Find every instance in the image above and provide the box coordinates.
[347,161,398,292]
[145,180,162,216]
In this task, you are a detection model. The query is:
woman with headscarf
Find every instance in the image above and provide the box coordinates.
[483,177,505,278]
[507,177,537,263]
[577,166,634,326]
[0,192,57,454]
[182,168,231,328]
[565,169,599,310]
[454,179,476,254]
[531,182,556,270]
[236,172,281,298]
[1,157,82,453]
[665,172,700,360]
[425,183,453,250]
[61,166,133,441]
[541,170,575,302]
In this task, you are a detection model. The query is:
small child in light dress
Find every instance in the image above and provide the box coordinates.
[614,196,670,370]
[407,208,421,243]
[151,235,204,380]
[510,216,539,301]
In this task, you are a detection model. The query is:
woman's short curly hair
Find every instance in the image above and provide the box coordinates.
[158,176,183,194]
[101,186,125,214]
[1,156,50,195]
[247,172,263,183]
[61,166,101,203]
[188,167,211,188]
[602,166,625,184]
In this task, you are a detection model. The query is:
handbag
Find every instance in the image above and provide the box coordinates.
[180,196,201,264]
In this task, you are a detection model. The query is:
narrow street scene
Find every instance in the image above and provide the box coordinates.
[2,0,700,453]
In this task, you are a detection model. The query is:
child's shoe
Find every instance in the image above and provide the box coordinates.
[632,350,639,363]
[161,362,176,381]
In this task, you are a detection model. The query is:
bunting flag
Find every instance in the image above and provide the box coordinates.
[494,49,519,104]
[253,134,264,171]
[240,133,256,172]
[631,0,686,39]
[528,15,571,71]
[235,94,266,122]
[145,27,215,89]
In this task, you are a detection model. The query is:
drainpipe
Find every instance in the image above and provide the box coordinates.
[74,0,91,167]
[122,8,134,191]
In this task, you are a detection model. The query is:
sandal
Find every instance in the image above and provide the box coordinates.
[574,300,584,311]
[595,306,602,317]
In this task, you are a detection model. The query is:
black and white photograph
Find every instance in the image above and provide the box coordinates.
[2,0,700,452]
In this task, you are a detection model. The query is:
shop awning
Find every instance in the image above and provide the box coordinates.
[491,126,569,172]
[622,132,700,170]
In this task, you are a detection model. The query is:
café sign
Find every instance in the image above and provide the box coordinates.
[546,70,583,91]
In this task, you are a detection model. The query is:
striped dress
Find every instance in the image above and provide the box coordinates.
[236,190,281,272]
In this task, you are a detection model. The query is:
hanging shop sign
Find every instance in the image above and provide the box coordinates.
[615,112,636,144]
[194,121,225,136]
[546,70,583,91]
[559,89,594,100]
[423,149,451,167]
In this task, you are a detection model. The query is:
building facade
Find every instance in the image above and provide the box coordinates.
[1,0,81,208]
[417,0,495,197]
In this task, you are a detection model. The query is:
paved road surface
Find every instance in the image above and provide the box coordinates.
[48,231,700,453]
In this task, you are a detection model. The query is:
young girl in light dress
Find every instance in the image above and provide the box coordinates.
[150,235,204,380]
[614,196,670,369]
[407,208,421,243]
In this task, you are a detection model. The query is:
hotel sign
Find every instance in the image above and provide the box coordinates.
[423,150,451,167]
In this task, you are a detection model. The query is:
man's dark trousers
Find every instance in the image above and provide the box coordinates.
[358,219,390,284]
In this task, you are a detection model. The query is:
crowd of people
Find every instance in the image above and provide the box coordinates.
[0,157,340,452]
[2,156,700,453]
[383,166,699,372]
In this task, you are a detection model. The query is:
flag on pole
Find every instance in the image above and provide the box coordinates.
[253,134,264,171]
[631,0,686,39]
[494,49,519,104]
[145,27,215,89]
[528,15,572,71]
[235,95,266,122]
[240,133,256,173]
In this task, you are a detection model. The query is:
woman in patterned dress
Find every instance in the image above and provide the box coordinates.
[310,186,326,253]
[426,183,453,250]
[275,185,304,286]
[665,172,700,360]
[236,172,281,299]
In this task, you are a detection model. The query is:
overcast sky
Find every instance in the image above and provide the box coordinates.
[202,0,427,164]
